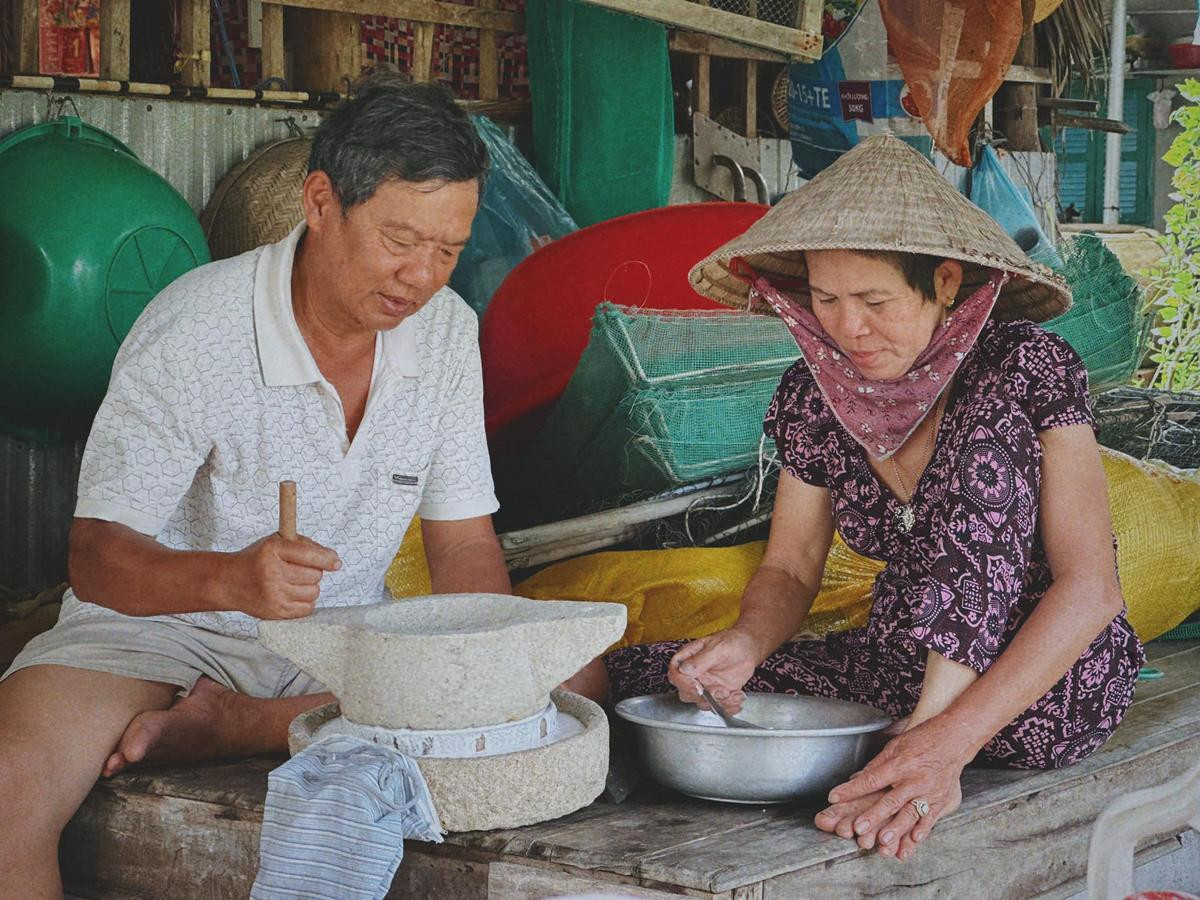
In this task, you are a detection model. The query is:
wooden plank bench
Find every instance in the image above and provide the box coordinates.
[59,639,1200,898]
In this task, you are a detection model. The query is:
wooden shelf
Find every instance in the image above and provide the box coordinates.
[668,31,789,64]
[583,0,823,62]
[260,0,524,96]
[1130,67,1200,76]
[13,0,211,86]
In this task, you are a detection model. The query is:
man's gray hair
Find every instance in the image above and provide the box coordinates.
[308,73,489,212]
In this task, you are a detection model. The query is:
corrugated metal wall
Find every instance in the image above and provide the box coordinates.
[0,435,86,597]
[0,88,322,595]
[0,89,324,212]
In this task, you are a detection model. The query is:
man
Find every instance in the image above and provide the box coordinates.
[0,75,510,898]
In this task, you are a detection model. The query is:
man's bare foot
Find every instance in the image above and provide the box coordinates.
[102,677,261,777]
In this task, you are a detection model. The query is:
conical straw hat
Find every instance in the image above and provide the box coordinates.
[688,133,1070,323]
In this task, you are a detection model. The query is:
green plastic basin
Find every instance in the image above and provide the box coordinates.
[0,116,210,435]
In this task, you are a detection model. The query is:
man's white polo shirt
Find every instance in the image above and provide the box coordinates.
[60,223,498,638]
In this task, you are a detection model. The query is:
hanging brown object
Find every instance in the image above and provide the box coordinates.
[1033,0,1066,23]
[1021,0,1037,31]
[878,0,1025,166]
[200,138,311,260]
[770,67,790,133]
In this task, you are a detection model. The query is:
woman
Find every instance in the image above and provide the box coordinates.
[596,135,1145,861]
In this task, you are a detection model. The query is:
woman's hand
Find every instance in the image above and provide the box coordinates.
[813,714,976,860]
[667,628,763,713]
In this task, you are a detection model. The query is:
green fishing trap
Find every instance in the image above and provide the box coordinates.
[499,303,798,525]
[1039,232,1150,393]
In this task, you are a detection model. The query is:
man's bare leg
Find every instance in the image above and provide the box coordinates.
[104,678,335,776]
[0,665,175,900]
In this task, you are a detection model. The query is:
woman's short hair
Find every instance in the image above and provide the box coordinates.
[855,250,945,302]
[308,73,489,213]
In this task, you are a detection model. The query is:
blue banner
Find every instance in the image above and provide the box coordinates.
[788,49,913,180]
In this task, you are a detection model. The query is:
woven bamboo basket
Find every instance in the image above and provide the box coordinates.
[200,138,311,260]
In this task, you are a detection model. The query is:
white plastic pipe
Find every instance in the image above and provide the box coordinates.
[1103,0,1127,224]
[1086,757,1200,898]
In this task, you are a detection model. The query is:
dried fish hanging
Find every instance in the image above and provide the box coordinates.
[878,0,1027,165]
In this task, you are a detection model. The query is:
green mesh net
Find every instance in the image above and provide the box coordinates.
[1037,233,1149,393]
[1162,613,1200,641]
[496,303,797,526]
[524,0,673,226]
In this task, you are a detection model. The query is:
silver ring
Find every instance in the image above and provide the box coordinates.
[911,798,930,818]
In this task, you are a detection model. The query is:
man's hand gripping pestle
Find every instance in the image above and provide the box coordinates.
[228,480,341,620]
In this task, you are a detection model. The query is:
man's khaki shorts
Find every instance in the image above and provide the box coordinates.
[1,606,327,699]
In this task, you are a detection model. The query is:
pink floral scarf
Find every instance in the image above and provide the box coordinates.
[748,269,1009,460]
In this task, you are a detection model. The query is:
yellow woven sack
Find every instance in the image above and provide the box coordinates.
[385,517,433,598]
[383,515,877,632]
[1103,449,1200,641]
[387,448,1200,646]
[516,543,758,649]
[514,536,881,651]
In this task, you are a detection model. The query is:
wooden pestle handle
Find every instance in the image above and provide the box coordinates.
[279,481,297,540]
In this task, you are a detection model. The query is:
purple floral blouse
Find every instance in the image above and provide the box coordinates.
[758,318,1145,765]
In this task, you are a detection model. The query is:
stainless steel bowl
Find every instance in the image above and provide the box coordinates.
[614,693,892,804]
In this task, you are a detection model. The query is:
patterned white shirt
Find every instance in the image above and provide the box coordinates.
[61,223,498,638]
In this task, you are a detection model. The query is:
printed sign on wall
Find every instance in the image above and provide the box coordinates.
[39,0,100,77]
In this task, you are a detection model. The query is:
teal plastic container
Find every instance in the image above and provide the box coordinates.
[0,116,210,436]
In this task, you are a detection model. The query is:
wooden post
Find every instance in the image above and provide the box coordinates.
[694,53,710,118]
[745,0,758,136]
[797,0,822,32]
[260,1,286,83]
[99,0,131,81]
[288,8,362,93]
[411,21,436,83]
[995,30,1040,151]
[744,58,757,137]
[178,0,212,87]
[16,0,39,74]
[477,0,500,101]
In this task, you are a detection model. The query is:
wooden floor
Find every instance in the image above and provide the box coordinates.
[60,639,1200,899]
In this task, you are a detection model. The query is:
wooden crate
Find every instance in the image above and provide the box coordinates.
[669,31,793,140]
[259,0,524,97]
[669,33,1055,141]
[584,0,823,61]
[652,1,821,140]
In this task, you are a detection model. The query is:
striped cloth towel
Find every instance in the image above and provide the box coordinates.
[251,734,443,900]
